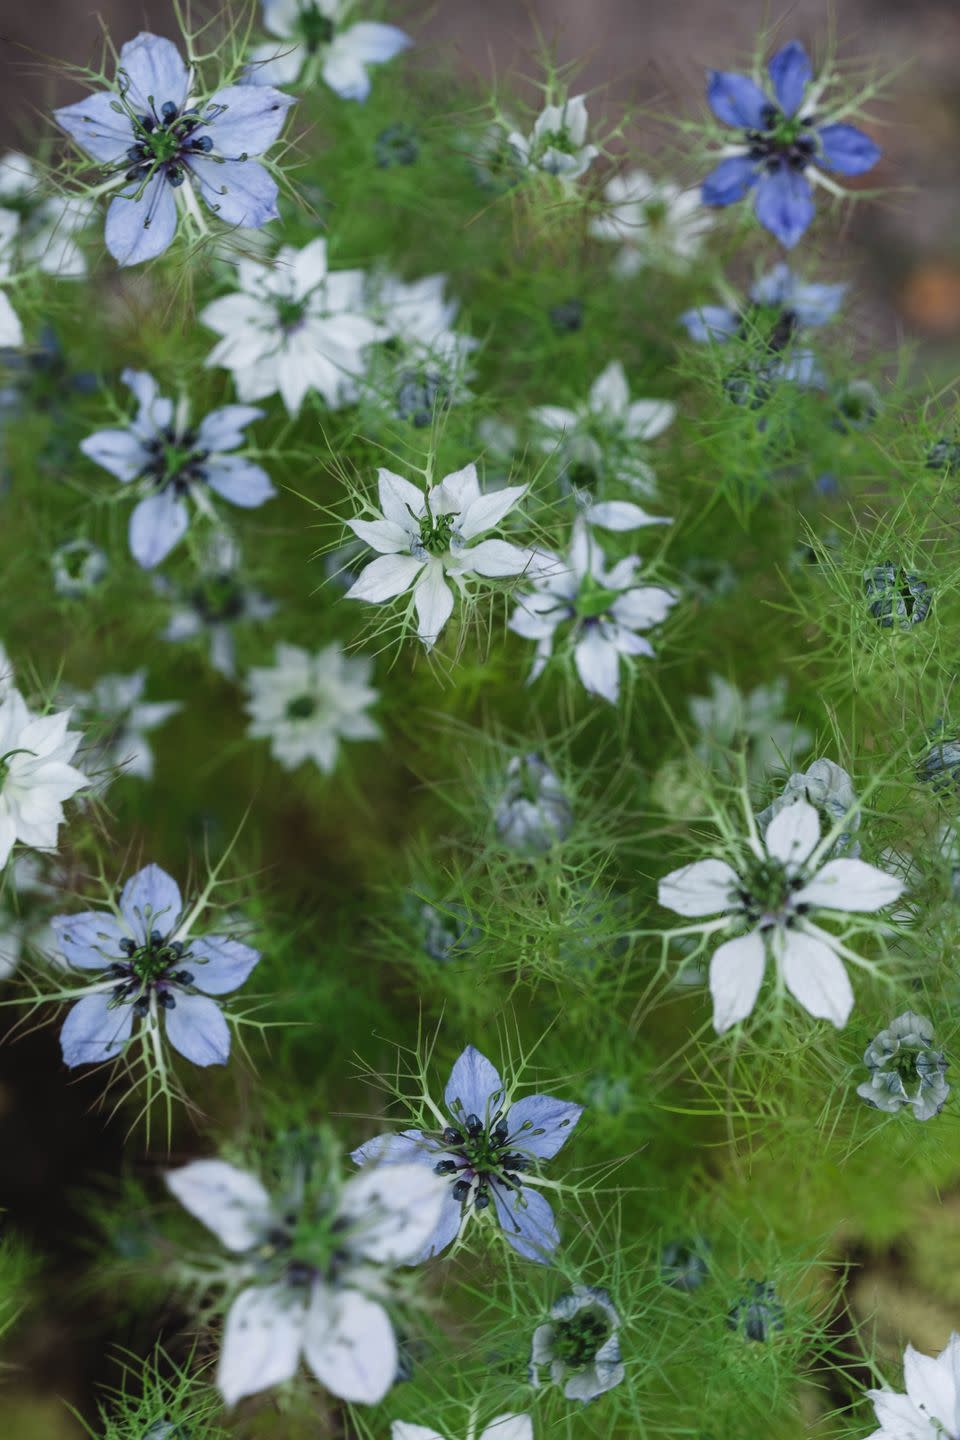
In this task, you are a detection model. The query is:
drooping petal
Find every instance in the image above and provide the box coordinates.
[701,154,759,207]
[51,911,126,969]
[217,1284,305,1407]
[764,799,820,867]
[491,1182,560,1263]
[187,156,281,229]
[768,41,812,117]
[341,1161,447,1264]
[165,1158,273,1250]
[778,928,853,1026]
[117,32,190,114]
[303,1286,397,1403]
[129,490,190,569]
[658,858,738,917]
[203,455,277,507]
[816,123,881,176]
[793,858,904,913]
[709,930,766,1033]
[119,864,183,942]
[420,1187,466,1259]
[506,1095,583,1158]
[753,166,815,248]
[80,428,150,483]
[105,174,178,268]
[164,992,231,1066]
[574,628,621,703]
[59,992,134,1068]
[196,85,296,155]
[346,553,424,604]
[414,566,455,648]
[706,70,770,129]
[244,39,306,88]
[444,1044,505,1121]
[189,935,262,994]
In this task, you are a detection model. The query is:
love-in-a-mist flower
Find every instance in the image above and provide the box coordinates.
[201,238,385,415]
[701,40,881,248]
[393,1416,532,1440]
[757,757,860,858]
[157,531,276,678]
[689,675,811,784]
[245,1,412,100]
[0,682,87,869]
[589,169,713,277]
[507,95,598,181]
[857,1012,950,1121]
[245,642,380,772]
[166,1152,446,1406]
[530,1285,625,1403]
[51,538,109,598]
[344,464,539,650]
[361,272,479,427]
[54,865,260,1069]
[81,370,276,570]
[54,32,295,267]
[682,263,845,347]
[0,151,94,278]
[866,1334,960,1440]
[658,799,904,1033]
[494,753,573,855]
[530,362,675,499]
[353,1044,583,1264]
[509,517,676,704]
[69,670,180,785]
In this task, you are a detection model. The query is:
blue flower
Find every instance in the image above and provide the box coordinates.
[701,41,880,247]
[352,1044,583,1264]
[81,370,276,569]
[54,33,295,267]
[54,863,261,1069]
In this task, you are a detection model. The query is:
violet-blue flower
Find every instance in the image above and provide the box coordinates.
[54,33,295,267]
[701,41,880,248]
[352,1044,582,1264]
[54,863,260,1069]
[81,369,276,569]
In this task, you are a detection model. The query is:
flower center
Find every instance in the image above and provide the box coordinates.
[551,1306,612,1367]
[432,1114,530,1209]
[107,930,194,1016]
[736,856,806,928]
[296,3,336,54]
[417,510,457,556]
[745,105,819,172]
[285,694,319,721]
[123,101,215,189]
[274,295,309,334]
[574,574,619,621]
[140,425,209,495]
[190,574,246,623]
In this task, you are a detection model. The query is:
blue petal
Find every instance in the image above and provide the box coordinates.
[706,70,770,129]
[129,490,190,569]
[444,1044,505,1122]
[787,280,847,329]
[753,166,815,247]
[196,85,296,156]
[680,305,739,343]
[748,261,794,307]
[189,935,262,995]
[350,1130,438,1166]
[60,992,133,1068]
[506,1095,584,1159]
[418,1187,464,1259]
[120,864,183,943]
[79,428,150,483]
[52,911,126,969]
[701,155,758,207]
[187,156,280,229]
[54,92,134,163]
[196,404,264,453]
[816,123,881,176]
[117,32,190,114]
[203,455,277,508]
[164,992,230,1066]
[768,42,812,118]
[105,173,178,268]
[490,1181,559,1263]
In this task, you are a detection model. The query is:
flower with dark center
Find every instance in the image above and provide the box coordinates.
[352,1045,583,1263]
[245,641,380,773]
[864,562,932,630]
[55,32,295,267]
[660,1238,711,1292]
[927,437,960,474]
[395,367,451,428]
[857,1011,950,1121]
[375,123,419,168]
[701,41,880,248]
[530,1284,625,1402]
[245,1,411,99]
[727,1280,785,1342]
[54,863,261,1069]
[81,369,275,570]
[506,95,598,181]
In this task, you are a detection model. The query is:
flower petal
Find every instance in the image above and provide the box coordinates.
[196,84,296,155]
[768,41,812,118]
[778,928,853,1026]
[506,1095,583,1158]
[816,123,881,176]
[764,799,820,866]
[105,174,178,267]
[59,992,134,1067]
[586,500,671,530]
[706,70,770,129]
[574,628,621,704]
[461,539,534,579]
[164,992,231,1067]
[195,404,263,451]
[414,566,455,648]
[129,490,190,569]
[753,166,815,248]
[709,930,766,1033]
[80,429,149,482]
[658,858,738,917]
[218,1284,305,1407]
[490,1181,559,1263]
[701,154,759,207]
[340,1161,447,1264]
[118,32,190,114]
[904,1342,958,1428]
[444,1044,505,1121]
[51,910,126,969]
[303,1286,397,1403]
[377,468,425,528]
[203,455,277,507]
[189,935,262,994]
[458,484,526,541]
[681,304,740,343]
[120,864,183,942]
[480,1418,534,1440]
[54,92,134,163]
[794,858,904,913]
[165,1158,273,1251]
[346,553,424,603]
[188,156,281,229]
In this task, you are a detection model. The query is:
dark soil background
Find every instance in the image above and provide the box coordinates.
[0,1,958,1434]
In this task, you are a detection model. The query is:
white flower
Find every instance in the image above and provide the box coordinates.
[690,676,811,783]
[201,238,386,416]
[866,1334,960,1440]
[0,209,23,348]
[71,670,181,784]
[0,687,88,868]
[361,271,479,421]
[167,1157,446,1407]
[507,95,598,181]
[658,799,904,1033]
[245,642,380,772]
[345,463,539,649]
[392,1416,532,1440]
[509,518,676,703]
[0,151,94,278]
[247,0,411,100]
[589,169,712,276]
[530,361,675,498]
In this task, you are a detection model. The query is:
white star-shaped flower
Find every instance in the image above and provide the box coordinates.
[0,687,88,868]
[866,1334,960,1440]
[507,95,598,181]
[246,0,411,100]
[245,642,380,772]
[589,168,713,277]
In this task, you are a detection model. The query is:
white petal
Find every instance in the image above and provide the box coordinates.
[341,1161,447,1263]
[624,398,676,440]
[585,500,671,530]
[794,859,905,913]
[904,1342,958,1430]
[589,360,629,418]
[458,483,526,541]
[460,539,534,578]
[392,1426,445,1440]
[165,1159,272,1251]
[658,858,738,917]
[777,929,853,1027]
[574,628,620,703]
[303,1286,396,1404]
[709,930,766,1033]
[378,468,425,528]
[346,553,423,603]
[217,1284,305,1406]
[764,799,820,866]
[481,1418,534,1440]
[867,1387,934,1440]
[414,566,454,648]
